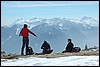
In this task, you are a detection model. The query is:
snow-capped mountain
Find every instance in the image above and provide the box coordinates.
[1,16,99,54]
[80,16,99,26]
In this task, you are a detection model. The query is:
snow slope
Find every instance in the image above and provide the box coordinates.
[1,56,99,66]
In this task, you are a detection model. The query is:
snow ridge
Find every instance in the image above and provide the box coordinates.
[9,16,99,28]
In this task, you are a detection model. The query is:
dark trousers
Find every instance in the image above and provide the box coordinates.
[42,49,53,54]
[21,37,29,55]
[42,49,47,54]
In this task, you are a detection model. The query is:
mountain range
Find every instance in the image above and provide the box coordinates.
[1,16,99,54]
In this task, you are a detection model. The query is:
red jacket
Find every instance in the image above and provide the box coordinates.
[20,28,36,37]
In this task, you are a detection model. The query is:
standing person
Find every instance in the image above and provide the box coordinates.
[41,41,53,54]
[19,24,37,55]
[62,38,74,53]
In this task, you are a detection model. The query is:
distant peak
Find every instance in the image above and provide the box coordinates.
[80,16,98,26]
[81,16,92,20]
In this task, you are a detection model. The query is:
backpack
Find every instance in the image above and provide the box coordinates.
[28,47,34,55]
[47,49,53,54]
[72,47,81,52]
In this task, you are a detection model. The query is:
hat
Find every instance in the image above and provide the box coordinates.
[68,38,71,41]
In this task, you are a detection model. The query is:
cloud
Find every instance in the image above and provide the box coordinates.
[1,1,99,7]
[1,1,72,7]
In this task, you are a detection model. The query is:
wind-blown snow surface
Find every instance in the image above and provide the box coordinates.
[1,56,99,66]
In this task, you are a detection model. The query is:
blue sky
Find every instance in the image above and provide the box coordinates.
[1,1,99,26]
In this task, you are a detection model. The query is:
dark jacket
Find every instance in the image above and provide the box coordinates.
[41,42,50,50]
[66,42,74,52]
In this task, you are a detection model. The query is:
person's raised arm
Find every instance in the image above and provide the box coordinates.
[28,29,37,37]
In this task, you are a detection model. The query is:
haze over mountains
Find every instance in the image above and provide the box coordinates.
[1,16,99,54]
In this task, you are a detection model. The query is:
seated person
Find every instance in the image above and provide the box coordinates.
[41,41,53,54]
[62,38,74,53]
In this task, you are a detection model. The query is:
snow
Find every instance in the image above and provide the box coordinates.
[49,32,51,34]
[59,24,63,27]
[12,16,98,28]
[68,18,80,23]
[1,25,8,28]
[1,56,99,66]
[16,29,20,35]
[80,16,99,26]
[7,36,11,40]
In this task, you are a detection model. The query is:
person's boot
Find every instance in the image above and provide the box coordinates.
[21,48,24,55]
[26,50,29,55]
